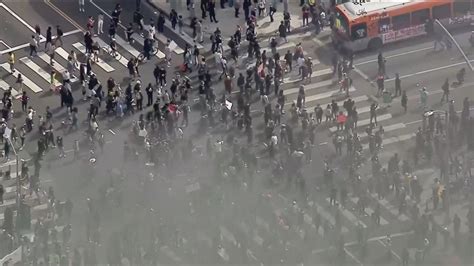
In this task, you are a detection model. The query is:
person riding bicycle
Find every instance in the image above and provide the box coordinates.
[109,38,117,56]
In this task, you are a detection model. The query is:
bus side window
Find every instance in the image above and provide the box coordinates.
[432,4,451,20]
[412,9,430,25]
[378,17,391,33]
[392,13,411,30]
[351,23,367,40]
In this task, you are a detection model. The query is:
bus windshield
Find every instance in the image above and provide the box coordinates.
[334,9,350,38]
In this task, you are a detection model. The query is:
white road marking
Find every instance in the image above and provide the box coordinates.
[94,38,128,67]
[0,3,45,41]
[19,57,61,87]
[355,46,433,66]
[131,34,166,59]
[1,63,43,93]
[0,29,82,55]
[359,123,406,139]
[325,198,367,228]
[345,248,364,266]
[329,113,392,133]
[385,60,474,82]
[284,68,332,83]
[72,42,115,72]
[0,78,20,98]
[0,40,11,49]
[114,35,140,58]
[37,52,78,83]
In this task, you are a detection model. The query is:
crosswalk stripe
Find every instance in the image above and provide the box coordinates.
[362,132,415,150]
[114,35,140,58]
[132,35,166,59]
[312,201,349,233]
[330,113,392,133]
[160,246,182,262]
[19,57,61,87]
[155,34,185,54]
[359,123,406,139]
[324,198,367,228]
[241,42,295,61]
[94,38,128,67]
[37,52,78,83]
[0,78,20,98]
[55,48,76,69]
[72,43,115,73]
[1,63,43,93]
[370,194,410,222]
[347,196,389,225]
[220,225,237,245]
[304,95,369,110]
[283,68,332,83]
[284,79,334,96]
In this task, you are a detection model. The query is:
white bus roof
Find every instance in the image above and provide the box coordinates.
[342,0,415,16]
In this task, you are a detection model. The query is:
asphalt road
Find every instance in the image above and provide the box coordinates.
[1,0,474,264]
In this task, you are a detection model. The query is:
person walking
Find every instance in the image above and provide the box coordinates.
[55,25,64,47]
[208,1,218,23]
[394,73,401,97]
[440,78,449,103]
[279,21,287,43]
[401,90,408,113]
[97,13,104,35]
[369,103,378,125]
[29,35,38,57]
[8,52,15,74]
[79,0,85,12]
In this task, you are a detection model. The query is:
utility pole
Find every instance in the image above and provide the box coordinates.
[435,19,474,71]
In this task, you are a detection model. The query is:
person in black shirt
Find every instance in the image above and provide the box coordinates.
[45,26,52,49]
[55,25,63,47]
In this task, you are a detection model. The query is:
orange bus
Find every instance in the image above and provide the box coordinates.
[332,0,473,51]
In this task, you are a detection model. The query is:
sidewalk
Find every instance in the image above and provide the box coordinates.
[147,0,308,47]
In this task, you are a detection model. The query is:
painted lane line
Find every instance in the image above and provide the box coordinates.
[0,40,11,49]
[385,59,474,82]
[0,3,45,41]
[72,42,114,73]
[0,63,43,93]
[355,46,433,66]
[19,57,61,87]
[94,38,128,67]
[377,239,402,262]
[0,29,82,55]
[37,52,78,83]
[283,79,335,96]
[329,113,392,133]
[0,78,20,98]
[345,248,364,266]
[132,34,166,59]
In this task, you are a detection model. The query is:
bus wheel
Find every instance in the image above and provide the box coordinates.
[368,38,383,51]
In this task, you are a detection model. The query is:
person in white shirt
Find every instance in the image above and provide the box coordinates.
[78,0,85,12]
[297,56,305,75]
[97,13,104,35]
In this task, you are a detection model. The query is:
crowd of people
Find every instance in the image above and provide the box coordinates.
[2,0,474,264]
